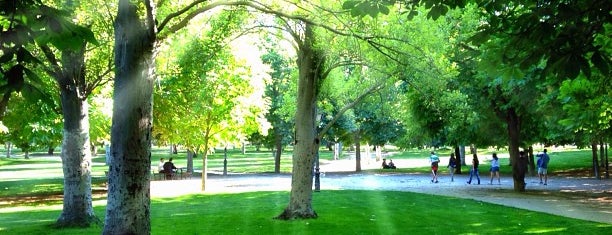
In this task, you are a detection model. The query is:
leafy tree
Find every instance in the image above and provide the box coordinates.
[259,39,295,173]
[154,8,264,191]
[344,0,610,79]
[106,1,273,232]
[2,0,107,227]
[2,94,61,158]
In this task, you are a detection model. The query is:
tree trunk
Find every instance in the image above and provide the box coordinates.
[103,0,156,234]
[454,146,461,174]
[274,130,282,173]
[459,145,466,167]
[591,142,600,179]
[187,150,194,173]
[201,153,208,190]
[366,143,371,165]
[528,146,536,176]
[599,141,605,168]
[506,108,525,192]
[5,142,11,158]
[605,142,609,179]
[276,22,319,220]
[48,146,55,155]
[354,131,361,172]
[55,44,98,227]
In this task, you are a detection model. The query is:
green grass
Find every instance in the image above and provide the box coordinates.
[0,147,603,199]
[0,190,609,234]
[0,146,608,234]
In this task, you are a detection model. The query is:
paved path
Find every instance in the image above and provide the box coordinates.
[151,169,612,224]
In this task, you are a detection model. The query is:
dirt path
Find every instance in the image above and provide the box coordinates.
[151,159,612,224]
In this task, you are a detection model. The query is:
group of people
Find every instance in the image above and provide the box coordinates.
[428,150,549,185]
[381,158,397,169]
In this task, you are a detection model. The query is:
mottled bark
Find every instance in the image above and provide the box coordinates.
[103,0,156,234]
[56,82,98,227]
[47,18,99,226]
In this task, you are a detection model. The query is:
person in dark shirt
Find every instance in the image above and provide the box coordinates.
[467,154,480,185]
[388,159,397,169]
[163,157,178,179]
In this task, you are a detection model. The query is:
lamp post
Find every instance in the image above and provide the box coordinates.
[314,111,323,192]
[314,150,320,192]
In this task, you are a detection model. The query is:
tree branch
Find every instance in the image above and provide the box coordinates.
[317,80,385,139]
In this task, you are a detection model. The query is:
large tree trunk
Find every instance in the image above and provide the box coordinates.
[506,108,525,192]
[274,130,282,173]
[55,43,98,227]
[104,0,156,234]
[454,146,461,174]
[276,22,320,220]
[354,130,361,172]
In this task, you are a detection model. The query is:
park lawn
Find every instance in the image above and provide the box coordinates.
[0,190,609,235]
[0,147,602,198]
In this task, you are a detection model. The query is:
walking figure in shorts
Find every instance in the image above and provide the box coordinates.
[430,151,440,183]
[537,149,550,185]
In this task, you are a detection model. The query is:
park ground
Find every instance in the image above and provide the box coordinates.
[151,156,612,224]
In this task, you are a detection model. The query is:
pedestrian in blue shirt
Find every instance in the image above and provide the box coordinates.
[537,149,550,185]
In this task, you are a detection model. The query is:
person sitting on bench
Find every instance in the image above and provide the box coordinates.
[163,157,178,179]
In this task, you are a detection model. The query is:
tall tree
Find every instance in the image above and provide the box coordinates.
[260,40,295,173]
[276,21,323,219]
[105,0,156,233]
[1,0,105,227]
[154,8,264,191]
[105,1,274,232]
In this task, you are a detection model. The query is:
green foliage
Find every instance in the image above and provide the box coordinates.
[257,37,295,149]
[154,9,266,153]
[558,75,612,140]
[0,0,98,99]
[2,93,62,152]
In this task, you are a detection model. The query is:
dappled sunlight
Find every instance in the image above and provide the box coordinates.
[524,227,568,233]
[0,203,62,213]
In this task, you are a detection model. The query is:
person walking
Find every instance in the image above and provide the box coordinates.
[447,153,457,182]
[467,154,480,185]
[537,149,550,185]
[489,153,500,184]
[430,151,440,183]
